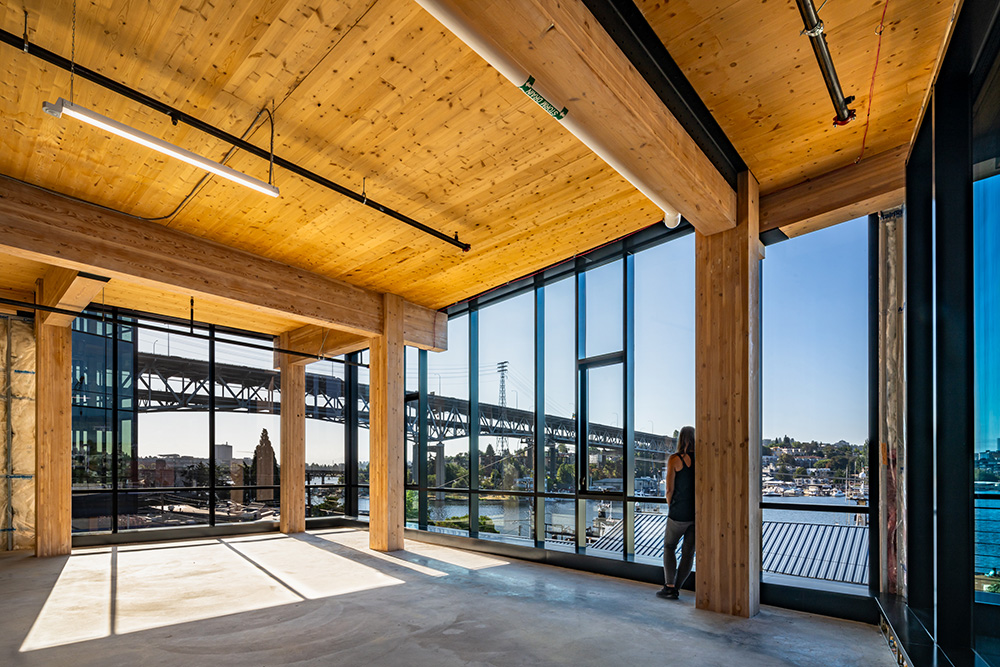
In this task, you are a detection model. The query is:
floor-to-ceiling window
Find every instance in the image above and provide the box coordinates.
[71,308,365,535]
[761,218,870,592]
[412,224,696,564]
[974,25,1000,661]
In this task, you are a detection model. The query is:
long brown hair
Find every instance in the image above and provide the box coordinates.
[676,426,695,455]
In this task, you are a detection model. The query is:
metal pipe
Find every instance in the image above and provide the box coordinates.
[0,29,470,252]
[415,0,683,228]
[794,0,856,126]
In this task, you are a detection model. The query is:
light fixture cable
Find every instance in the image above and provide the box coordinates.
[70,0,76,104]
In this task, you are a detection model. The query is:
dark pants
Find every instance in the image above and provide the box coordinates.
[663,517,695,588]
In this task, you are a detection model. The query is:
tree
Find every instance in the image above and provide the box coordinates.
[778,453,797,467]
[556,463,575,488]
[976,468,1000,482]
[794,467,808,479]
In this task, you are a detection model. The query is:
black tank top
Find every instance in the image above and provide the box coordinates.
[668,453,695,522]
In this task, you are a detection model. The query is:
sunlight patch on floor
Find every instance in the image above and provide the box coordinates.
[21,550,112,652]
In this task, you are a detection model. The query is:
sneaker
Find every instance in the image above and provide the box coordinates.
[656,586,679,600]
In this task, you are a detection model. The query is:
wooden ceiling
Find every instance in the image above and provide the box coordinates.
[0,0,957,334]
[637,0,956,195]
[0,0,658,327]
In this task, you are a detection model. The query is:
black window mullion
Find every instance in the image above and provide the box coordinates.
[345,352,359,518]
[468,303,479,539]
[534,276,546,548]
[575,261,587,553]
[208,324,216,527]
[624,253,636,561]
[418,349,428,529]
[111,309,119,534]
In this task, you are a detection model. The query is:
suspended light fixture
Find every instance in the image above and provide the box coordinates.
[42,97,280,198]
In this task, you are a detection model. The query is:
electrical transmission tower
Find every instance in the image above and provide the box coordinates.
[497,360,509,454]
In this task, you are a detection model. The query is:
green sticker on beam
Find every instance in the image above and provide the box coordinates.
[519,76,568,121]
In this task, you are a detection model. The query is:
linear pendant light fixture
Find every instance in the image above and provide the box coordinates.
[42,97,280,198]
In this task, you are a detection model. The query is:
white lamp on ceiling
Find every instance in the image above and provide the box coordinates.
[42,97,279,198]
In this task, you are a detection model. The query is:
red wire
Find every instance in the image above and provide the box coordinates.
[856,0,891,164]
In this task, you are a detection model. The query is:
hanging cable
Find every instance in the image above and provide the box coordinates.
[0,29,471,251]
[855,0,891,164]
[69,0,76,104]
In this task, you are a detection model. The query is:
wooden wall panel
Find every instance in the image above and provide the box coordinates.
[34,320,71,557]
[279,347,306,535]
[694,171,761,617]
[369,293,405,552]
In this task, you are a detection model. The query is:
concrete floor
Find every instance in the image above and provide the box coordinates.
[0,528,893,666]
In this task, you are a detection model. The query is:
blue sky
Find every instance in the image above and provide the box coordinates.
[762,217,869,445]
[975,175,1000,453]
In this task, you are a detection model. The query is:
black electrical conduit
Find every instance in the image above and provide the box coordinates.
[794,0,856,126]
[0,28,471,252]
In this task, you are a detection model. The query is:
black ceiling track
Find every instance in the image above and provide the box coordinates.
[0,28,471,252]
[581,0,747,188]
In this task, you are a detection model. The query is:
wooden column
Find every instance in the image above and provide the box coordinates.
[34,320,72,557]
[369,293,405,551]
[694,171,761,617]
[278,337,306,534]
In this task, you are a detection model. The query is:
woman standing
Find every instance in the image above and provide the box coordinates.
[657,425,695,600]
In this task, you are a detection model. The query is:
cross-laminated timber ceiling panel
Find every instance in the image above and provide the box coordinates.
[0,0,679,312]
[636,0,957,196]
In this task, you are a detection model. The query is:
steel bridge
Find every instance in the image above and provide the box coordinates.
[135,353,675,459]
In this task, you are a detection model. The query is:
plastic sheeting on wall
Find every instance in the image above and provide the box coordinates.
[1,316,36,551]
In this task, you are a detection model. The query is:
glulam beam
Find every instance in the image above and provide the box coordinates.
[0,175,446,350]
[759,145,906,237]
[274,325,372,368]
[37,266,108,327]
[416,0,736,234]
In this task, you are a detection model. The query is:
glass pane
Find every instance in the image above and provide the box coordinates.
[405,347,419,485]
[586,364,623,492]
[477,494,533,545]
[214,335,281,509]
[357,353,371,486]
[633,501,671,566]
[544,278,576,493]
[215,489,280,524]
[118,490,211,530]
[72,318,114,491]
[357,486,370,522]
[974,146,1000,612]
[760,219,870,588]
[71,492,112,533]
[427,315,469,489]
[584,499,623,558]
[584,259,623,357]
[305,359,346,494]
[634,236,695,498]
[761,509,869,590]
[428,494,468,535]
[543,497,575,551]
[479,292,534,491]
[306,486,345,518]
[135,324,210,489]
